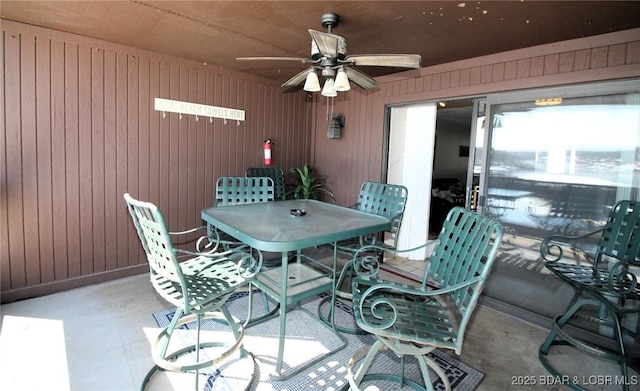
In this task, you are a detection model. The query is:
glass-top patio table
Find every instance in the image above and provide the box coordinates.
[201,199,391,379]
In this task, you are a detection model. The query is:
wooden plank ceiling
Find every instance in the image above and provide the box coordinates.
[2,1,640,86]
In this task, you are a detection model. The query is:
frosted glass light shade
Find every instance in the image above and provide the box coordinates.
[321,78,337,97]
[334,68,351,91]
[303,70,321,92]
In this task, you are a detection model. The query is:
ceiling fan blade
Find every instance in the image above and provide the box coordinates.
[308,29,346,59]
[345,67,378,90]
[237,56,315,63]
[281,68,310,89]
[345,54,422,69]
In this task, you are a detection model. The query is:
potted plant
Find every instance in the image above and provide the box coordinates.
[287,164,335,201]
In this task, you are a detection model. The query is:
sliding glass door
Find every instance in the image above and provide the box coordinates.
[480,80,640,319]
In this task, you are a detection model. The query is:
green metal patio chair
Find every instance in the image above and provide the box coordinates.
[215,176,275,206]
[246,167,286,200]
[212,175,291,271]
[124,193,262,391]
[345,206,503,391]
[337,181,408,255]
[202,176,275,251]
[319,181,408,333]
[539,199,640,391]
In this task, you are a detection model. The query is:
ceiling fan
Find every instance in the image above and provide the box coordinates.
[237,13,422,94]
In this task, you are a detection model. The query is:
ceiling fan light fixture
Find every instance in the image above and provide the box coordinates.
[321,78,337,97]
[303,69,321,92]
[334,67,351,91]
[239,12,420,93]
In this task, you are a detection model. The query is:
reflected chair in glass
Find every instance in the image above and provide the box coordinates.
[539,199,640,391]
[527,187,608,237]
[124,193,262,391]
[345,206,503,391]
[245,167,286,200]
[319,181,408,333]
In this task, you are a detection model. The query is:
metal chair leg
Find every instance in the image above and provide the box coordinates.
[141,309,252,390]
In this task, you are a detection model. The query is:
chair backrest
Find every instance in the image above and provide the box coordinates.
[426,206,503,326]
[595,200,640,266]
[216,176,275,206]
[124,193,185,285]
[246,167,286,200]
[355,181,408,247]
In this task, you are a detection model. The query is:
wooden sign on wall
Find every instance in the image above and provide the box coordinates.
[154,97,245,122]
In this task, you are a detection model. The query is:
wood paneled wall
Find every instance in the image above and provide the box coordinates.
[1,21,311,302]
[313,28,640,206]
[3,21,639,303]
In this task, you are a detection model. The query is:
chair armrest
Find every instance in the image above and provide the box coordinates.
[168,225,208,236]
[607,259,640,296]
[539,228,605,262]
[175,244,263,279]
[355,275,483,300]
[349,241,440,280]
[353,276,482,331]
[166,225,223,253]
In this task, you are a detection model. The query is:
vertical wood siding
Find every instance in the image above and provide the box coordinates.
[3,21,639,303]
[1,21,311,302]
[312,29,640,206]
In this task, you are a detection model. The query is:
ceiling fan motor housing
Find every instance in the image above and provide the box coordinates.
[311,39,347,61]
[310,13,347,60]
[321,13,339,29]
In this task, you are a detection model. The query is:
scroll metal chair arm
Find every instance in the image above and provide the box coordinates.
[168,225,209,237]
[608,258,639,295]
[169,225,263,278]
[338,241,440,288]
[175,245,263,280]
[358,275,485,301]
[167,225,210,246]
[320,240,440,335]
[351,241,439,277]
[540,228,606,262]
[164,224,225,253]
[354,276,485,333]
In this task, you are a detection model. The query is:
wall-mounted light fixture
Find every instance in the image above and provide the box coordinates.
[327,113,345,139]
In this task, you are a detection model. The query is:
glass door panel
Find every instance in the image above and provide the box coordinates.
[481,84,640,319]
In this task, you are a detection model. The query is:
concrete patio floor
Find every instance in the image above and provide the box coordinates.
[1,254,635,391]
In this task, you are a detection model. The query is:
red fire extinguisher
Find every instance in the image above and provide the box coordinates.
[264,138,273,166]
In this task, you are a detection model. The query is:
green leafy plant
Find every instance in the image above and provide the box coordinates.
[287,164,335,201]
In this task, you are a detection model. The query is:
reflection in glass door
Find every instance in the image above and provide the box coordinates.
[480,81,640,321]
